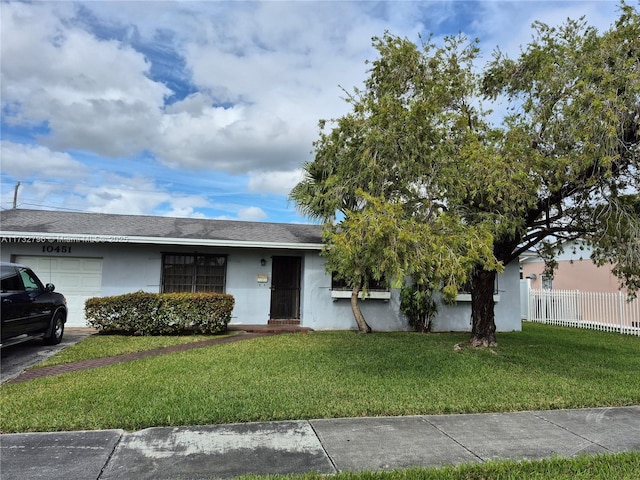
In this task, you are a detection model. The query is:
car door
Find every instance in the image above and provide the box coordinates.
[17,267,54,333]
[1,264,30,341]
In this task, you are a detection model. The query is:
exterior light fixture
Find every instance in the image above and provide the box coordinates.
[260,258,266,266]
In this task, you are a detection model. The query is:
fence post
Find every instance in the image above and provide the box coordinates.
[619,291,625,334]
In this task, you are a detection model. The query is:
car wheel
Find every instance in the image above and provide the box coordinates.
[44,311,65,345]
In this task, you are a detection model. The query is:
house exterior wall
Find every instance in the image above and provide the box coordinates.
[0,242,313,326]
[494,262,522,331]
[521,246,622,293]
[1,241,521,332]
[293,255,521,332]
[429,261,521,332]
[300,251,409,331]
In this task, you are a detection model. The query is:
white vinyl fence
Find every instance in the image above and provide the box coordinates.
[527,289,640,336]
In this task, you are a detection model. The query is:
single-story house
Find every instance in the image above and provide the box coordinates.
[0,209,521,332]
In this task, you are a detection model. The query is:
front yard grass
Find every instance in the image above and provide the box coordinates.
[1,323,638,433]
[37,332,235,367]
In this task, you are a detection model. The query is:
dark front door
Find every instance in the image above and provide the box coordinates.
[270,256,301,320]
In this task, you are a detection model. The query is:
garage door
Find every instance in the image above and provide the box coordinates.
[15,256,103,327]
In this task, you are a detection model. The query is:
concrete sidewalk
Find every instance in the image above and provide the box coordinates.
[1,406,638,480]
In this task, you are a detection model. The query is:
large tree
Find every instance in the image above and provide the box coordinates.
[471,3,640,345]
[291,33,500,332]
[292,3,640,341]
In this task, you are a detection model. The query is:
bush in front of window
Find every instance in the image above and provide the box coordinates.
[85,291,234,335]
[399,284,438,333]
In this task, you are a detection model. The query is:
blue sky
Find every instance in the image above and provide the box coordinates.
[0,1,622,223]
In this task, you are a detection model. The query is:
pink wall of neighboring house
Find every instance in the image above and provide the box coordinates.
[522,259,623,293]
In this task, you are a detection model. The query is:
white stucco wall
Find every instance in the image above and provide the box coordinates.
[493,261,522,331]
[1,242,163,296]
[1,242,323,327]
[301,251,410,331]
[1,241,521,332]
[430,262,521,332]
[301,255,521,332]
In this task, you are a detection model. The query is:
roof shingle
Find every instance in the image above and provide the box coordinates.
[0,209,323,247]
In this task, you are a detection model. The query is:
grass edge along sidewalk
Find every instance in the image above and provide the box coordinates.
[233,451,640,480]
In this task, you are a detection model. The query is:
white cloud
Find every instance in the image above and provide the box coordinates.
[153,2,382,173]
[0,1,625,221]
[0,1,378,174]
[237,206,267,222]
[248,170,305,196]
[0,143,246,221]
[0,141,88,179]
[72,175,209,217]
[162,207,208,219]
[1,2,168,157]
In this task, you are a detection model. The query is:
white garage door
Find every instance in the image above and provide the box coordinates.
[15,256,103,327]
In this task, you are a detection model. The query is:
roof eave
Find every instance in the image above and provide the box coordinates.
[0,231,324,251]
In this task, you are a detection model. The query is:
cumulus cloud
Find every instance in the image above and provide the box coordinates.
[0,152,210,218]
[74,175,209,216]
[237,206,267,222]
[248,169,305,196]
[1,3,169,159]
[0,1,624,221]
[0,141,88,179]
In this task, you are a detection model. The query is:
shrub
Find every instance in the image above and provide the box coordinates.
[400,284,438,332]
[85,291,234,335]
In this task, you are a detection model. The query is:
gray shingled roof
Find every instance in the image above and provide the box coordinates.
[0,209,323,247]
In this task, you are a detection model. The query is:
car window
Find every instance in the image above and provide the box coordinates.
[19,269,44,292]
[1,266,23,291]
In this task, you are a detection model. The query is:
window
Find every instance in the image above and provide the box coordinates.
[458,277,499,295]
[1,265,22,291]
[19,268,43,291]
[331,274,388,291]
[162,254,227,293]
[330,273,391,300]
[456,276,500,302]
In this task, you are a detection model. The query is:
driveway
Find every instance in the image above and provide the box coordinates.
[1,328,95,384]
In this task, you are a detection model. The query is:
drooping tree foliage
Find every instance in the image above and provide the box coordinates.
[291,3,640,341]
[291,33,501,332]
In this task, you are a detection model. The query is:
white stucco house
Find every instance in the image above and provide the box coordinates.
[0,209,521,332]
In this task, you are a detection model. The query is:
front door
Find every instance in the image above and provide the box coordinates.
[270,256,301,320]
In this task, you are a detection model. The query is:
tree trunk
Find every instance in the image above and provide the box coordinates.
[470,267,497,347]
[351,286,372,333]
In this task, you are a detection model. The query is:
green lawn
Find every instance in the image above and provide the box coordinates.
[1,323,638,433]
[238,452,640,480]
[37,332,235,367]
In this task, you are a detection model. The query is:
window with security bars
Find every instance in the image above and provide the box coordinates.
[331,273,388,291]
[162,254,227,293]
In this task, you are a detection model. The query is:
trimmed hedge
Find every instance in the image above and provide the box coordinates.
[85,291,235,335]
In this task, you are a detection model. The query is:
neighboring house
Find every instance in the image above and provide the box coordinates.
[520,242,624,293]
[0,209,521,332]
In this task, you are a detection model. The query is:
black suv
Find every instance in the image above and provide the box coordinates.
[1,262,68,348]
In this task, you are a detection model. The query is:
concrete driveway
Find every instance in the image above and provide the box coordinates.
[0,328,95,384]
